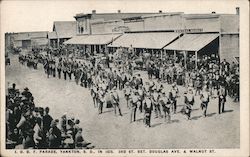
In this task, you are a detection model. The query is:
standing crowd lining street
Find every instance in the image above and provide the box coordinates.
[6,81,94,149]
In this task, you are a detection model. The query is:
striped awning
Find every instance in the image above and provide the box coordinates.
[64,34,122,45]
[108,32,180,49]
[164,33,219,51]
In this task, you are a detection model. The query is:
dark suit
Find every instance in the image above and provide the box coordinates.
[218,86,227,114]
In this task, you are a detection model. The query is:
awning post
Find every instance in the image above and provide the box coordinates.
[94,45,96,55]
[184,51,187,69]
[161,50,163,60]
[174,50,176,62]
[83,45,85,57]
[48,39,51,47]
[195,51,198,69]
[57,38,59,48]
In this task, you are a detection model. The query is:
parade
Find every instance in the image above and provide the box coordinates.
[4,5,241,150]
[11,45,239,129]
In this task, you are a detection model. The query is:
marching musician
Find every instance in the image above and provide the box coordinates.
[159,92,172,123]
[110,87,122,116]
[152,89,161,118]
[200,85,210,117]
[170,82,179,114]
[183,88,195,120]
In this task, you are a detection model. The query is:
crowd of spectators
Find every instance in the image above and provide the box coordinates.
[6,83,94,149]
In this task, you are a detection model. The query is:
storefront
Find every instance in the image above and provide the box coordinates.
[164,33,219,69]
[108,32,181,55]
[64,33,122,55]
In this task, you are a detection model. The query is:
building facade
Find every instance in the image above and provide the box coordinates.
[66,9,239,64]
[12,31,49,50]
[48,21,77,48]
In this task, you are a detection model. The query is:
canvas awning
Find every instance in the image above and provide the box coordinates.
[64,34,122,45]
[108,32,180,49]
[164,33,219,51]
[48,32,58,39]
[14,33,31,41]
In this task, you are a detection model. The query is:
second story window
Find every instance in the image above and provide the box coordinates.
[80,27,84,33]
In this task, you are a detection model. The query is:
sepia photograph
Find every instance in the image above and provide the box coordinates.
[1,0,249,156]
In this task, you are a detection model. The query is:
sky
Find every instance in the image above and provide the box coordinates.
[0,0,241,33]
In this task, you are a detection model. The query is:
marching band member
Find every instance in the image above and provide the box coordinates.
[159,92,172,123]
[98,89,105,114]
[110,87,122,116]
[137,85,144,113]
[200,85,210,117]
[152,89,161,118]
[124,82,132,108]
[130,91,139,123]
[183,88,195,120]
[170,82,179,114]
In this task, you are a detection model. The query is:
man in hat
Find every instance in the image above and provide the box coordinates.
[113,70,118,89]
[170,82,179,114]
[62,62,67,80]
[51,60,56,77]
[124,82,132,108]
[121,71,127,89]
[48,119,61,148]
[135,74,143,90]
[130,91,139,123]
[137,85,144,113]
[218,84,227,114]
[8,83,18,98]
[183,87,194,120]
[57,61,62,79]
[111,87,122,116]
[43,107,53,134]
[117,69,122,90]
[200,85,210,117]
[67,64,72,80]
[98,89,105,114]
[143,92,153,127]
[195,76,203,96]
[21,87,33,101]
[159,92,172,123]
[16,108,36,149]
[152,89,161,118]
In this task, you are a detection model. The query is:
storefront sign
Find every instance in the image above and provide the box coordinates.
[112,26,130,32]
[174,29,203,33]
